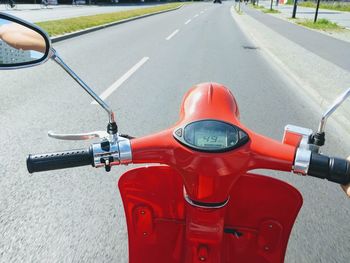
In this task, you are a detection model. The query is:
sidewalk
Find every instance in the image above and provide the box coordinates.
[231,5,350,139]
[258,0,350,29]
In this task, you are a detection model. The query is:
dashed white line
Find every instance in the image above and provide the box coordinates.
[194,14,199,18]
[92,57,149,103]
[200,11,204,14]
[185,19,192,25]
[166,29,179,40]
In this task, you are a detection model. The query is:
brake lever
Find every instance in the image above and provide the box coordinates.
[48,130,109,140]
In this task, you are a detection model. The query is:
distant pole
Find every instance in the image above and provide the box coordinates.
[270,0,273,10]
[314,0,321,23]
[292,0,298,18]
[276,0,279,7]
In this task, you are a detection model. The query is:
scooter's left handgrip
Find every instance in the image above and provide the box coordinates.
[27,147,94,173]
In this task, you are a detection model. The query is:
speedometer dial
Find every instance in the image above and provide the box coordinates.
[173,120,249,152]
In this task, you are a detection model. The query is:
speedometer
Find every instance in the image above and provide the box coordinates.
[173,120,249,152]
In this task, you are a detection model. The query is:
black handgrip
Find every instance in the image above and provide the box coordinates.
[27,147,93,174]
[308,153,350,184]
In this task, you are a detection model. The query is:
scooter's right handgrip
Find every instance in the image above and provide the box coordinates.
[308,153,350,184]
[27,147,94,173]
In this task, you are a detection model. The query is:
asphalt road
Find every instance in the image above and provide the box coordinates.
[0,2,349,262]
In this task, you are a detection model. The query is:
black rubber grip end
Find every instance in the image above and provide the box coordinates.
[308,153,350,184]
[27,147,93,174]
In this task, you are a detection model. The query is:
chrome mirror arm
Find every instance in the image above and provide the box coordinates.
[318,87,350,134]
[309,87,350,149]
[50,48,116,125]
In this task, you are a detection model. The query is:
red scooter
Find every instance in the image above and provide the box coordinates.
[1,13,349,263]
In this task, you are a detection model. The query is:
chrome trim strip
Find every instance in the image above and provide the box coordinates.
[293,148,312,175]
[118,136,132,164]
[183,187,229,209]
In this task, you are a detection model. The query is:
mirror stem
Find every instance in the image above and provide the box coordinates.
[51,48,116,124]
[318,87,350,134]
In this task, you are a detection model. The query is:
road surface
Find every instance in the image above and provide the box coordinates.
[0,2,349,262]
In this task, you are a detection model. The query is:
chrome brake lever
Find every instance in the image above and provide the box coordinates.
[48,130,109,140]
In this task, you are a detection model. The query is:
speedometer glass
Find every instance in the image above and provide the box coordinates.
[195,130,227,148]
[173,120,249,152]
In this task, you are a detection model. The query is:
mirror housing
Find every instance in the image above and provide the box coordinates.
[0,12,51,69]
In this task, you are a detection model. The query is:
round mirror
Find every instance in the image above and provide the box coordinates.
[0,14,50,68]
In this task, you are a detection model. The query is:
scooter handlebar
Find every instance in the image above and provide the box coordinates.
[307,153,350,184]
[27,147,94,173]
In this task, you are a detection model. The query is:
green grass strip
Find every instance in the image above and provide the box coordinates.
[249,4,265,9]
[36,3,184,37]
[300,2,350,12]
[262,8,280,14]
[287,1,350,12]
[297,18,344,30]
[250,3,280,13]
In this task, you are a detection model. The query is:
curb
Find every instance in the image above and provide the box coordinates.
[51,4,184,43]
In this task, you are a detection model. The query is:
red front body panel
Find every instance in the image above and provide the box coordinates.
[119,166,303,263]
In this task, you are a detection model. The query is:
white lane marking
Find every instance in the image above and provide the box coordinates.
[194,14,199,18]
[200,11,204,14]
[185,19,192,25]
[92,57,149,103]
[166,29,179,40]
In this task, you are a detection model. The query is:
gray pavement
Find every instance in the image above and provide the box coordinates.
[1,1,350,262]
[243,5,350,71]
[0,3,162,22]
[259,0,350,29]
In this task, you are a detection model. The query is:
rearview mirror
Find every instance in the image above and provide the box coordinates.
[0,13,116,128]
[0,13,51,69]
